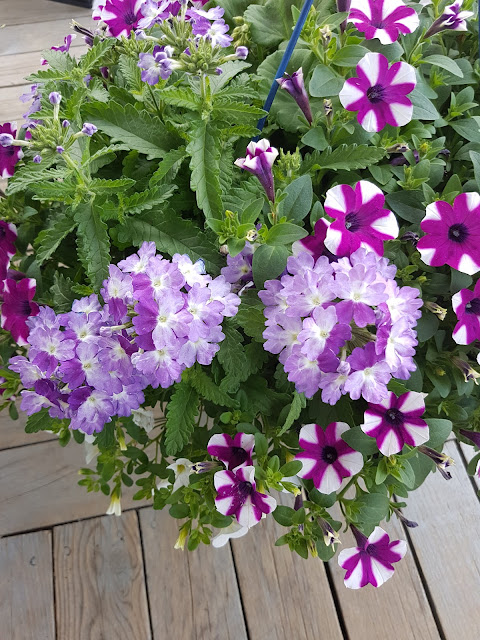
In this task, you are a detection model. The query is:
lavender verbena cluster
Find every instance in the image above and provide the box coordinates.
[9,242,240,435]
[259,248,423,403]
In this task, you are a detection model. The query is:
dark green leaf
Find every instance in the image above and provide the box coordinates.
[309,64,344,98]
[187,119,224,220]
[278,392,306,436]
[424,419,452,449]
[74,201,111,290]
[252,244,289,288]
[164,382,200,456]
[35,210,75,265]
[277,175,313,223]
[272,505,295,526]
[302,144,386,173]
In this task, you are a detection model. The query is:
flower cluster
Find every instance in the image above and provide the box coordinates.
[260,246,422,403]
[10,242,240,435]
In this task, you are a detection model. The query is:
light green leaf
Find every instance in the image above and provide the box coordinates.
[74,201,111,290]
[164,382,200,456]
[277,175,313,222]
[422,55,463,78]
[187,119,224,220]
[278,392,306,436]
[330,45,369,67]
[452,117,480,143]
[302,144,386,172]
[410,89,440,121]
[81,39,115,73]
[266,222,308,245]
[252,244,289,288]
[301,127,328,150]
[160,86,202,110]
[121,185,176,215]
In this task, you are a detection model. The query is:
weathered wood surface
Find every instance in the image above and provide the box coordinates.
[0,45,87,88]
[0,530,56,640]
[0,405,57,449]
[140,508,248,640]
[0,0,91,26]
[0,438,149,535]
[406,441,480,640]
[54,511,152,640]
[232,496,344,640]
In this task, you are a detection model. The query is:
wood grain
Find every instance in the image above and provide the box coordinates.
[231,496,344,640]
[0,530,55,640]
[0,45,87,88]
[1,0,91,27]
[328,515,441,640]
[406,440,480,640]
[54,511,151,640]
[0,438,149,536]
[0,84,31,124]
[140,508,248,640]
[1,15,93,56]
[0,407,57,450]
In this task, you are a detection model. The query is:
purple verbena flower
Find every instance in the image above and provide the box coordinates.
[207,432,255,469]
[138,45,176,84]
[345,342,391,402]
[221,243,254,285]
[27,327,76,376]
[49,92,62,105]
[118,241,157,274]
[298,306,351,358]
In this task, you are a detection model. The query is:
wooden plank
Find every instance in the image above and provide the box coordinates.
[231,502,344,640]
[1,0,91,26]
[0,407,57,449]
[0,45,87,88]
[0,530,55,640]
[54,511,151,640]
[0,438,149,535]
[406,440,480,640]
[328,516,440,640]
[1,15,93,56]
[0,84,31,124]
[140,508,248,640]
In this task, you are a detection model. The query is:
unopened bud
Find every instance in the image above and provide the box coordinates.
[318,517,341,548]
[452,356,480,385]
[418,446,454,480]
[425,301,447,321]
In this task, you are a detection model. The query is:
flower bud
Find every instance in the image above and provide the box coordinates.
[62,119,70,128]
[174,523,190,550]
[277,67,313,125]
[452,356,480,385]
[318,517,341,548]
[425,301,447,321]
[33,155,42,164]
[82,123,98,137]
[418,446,454,480]
[235,46,248,60]
[0,133,14,147]
[49,92,62,105]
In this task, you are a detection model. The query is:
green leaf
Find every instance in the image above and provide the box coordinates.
[209,60,251,93]
[424,419,453,449]
[450,117,480,143]
[279,460,303,477]
[35,210,75,265]
[82,101,178,160]
[422,55,463,78]
[469,150,480,188]
[6,166,67,196]
[184,365,239,408]
[121,184,176,215]
[309,488,336,507]
[342,426,377,455]
[302,144,386,173]
[74,201,111,290]
[266,222,308,245]
[38,49,76,73]
[217,323,249,381]
[240,198,264,224]
[385,190,425,223]
[187,119,223,220]
[164,382,200,456]
[90,178,135,194]
[354,493,390,523]
[149,147,187,186]
[301,127,328,151]
[410,89,440,121]
[51,272,77,312]
[233,304,266,342]
[278,392,306,436]
[32,180,77,202]
[212,99,265,124]
[117,54,144,93]
[25,408,51,433]
[272,505,295,526]
[331,45,369,67]
[81,38,115,72]
[252,244,289,288]
[309,64,344,98]
[277,175,313,223]
[244,0,303,46]
[160,86,202,110]
[116,209,222,275]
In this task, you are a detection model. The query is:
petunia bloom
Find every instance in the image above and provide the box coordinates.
[292,218,332,261]
[338,525,407,589]
[0,278,39,345]
[295,422,364,494]
[276,67,313,125]
[214,465,277,528]
[425,0,474,38]
[211,521,249,548]
[361,391,429,456]
[452,280,480,344]
[234,139,278,202]
[324,180,399,257]
[207,432,254,469]
[348,0,419,45]
[417,193,480,275]
[93,0,145,38]
[0,123,23,179]
[339,52,416,132]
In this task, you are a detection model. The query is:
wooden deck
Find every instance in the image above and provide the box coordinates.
[1,2,480,638]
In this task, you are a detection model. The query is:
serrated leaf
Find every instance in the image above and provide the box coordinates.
[302,144,386,173]
[187,119,224,220]
[74,201,111,290]
[116,209,222,274]
[117,53,144,93]
[25,408,52,433]
[212,99,266,124]
[35,210,76,265]
[32,180,77,202]
[233,304,266,342]
[90,177,135,193]
[278,392,306,436]
[82,101,178,160]
[51,272,77,312]
[164,382,200,455]
[6,166,68,195]
[121,184,176,214]
[40,49,77,72]
[217,323,249,387]
[81,39,115,73]
[149,147,187,186]
[184,365,239,408]
[244,0,303,46]
[209,60,251,93]
[160,86,202,110]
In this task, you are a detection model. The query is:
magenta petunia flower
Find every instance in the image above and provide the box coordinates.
[452,280,480,344]
[292,218,331,261]
[0,123,23,179]
[339,52,416,132]
[207,432,254,469]
[361,391,429,456]
[338,525,407,589]
[93,0,145,38]
[0,221,17,265]
[324,181,399,257]
[276,67,313,125]
[417,193,480,275]
[348,0,419,45]
[0,278,39,346]
[296,422,364,494]
[234,139,278,202]
[214,465,277,528]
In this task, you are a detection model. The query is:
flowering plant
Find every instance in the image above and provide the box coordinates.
[1,0,480,589]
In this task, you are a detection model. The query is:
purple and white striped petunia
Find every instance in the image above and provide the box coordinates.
[0,123,23,179]
[361,391,429,456]
[417,193,480,275]
[338,525,407,589]
[452,281,480,345]
[292,218,331,261]
[0,278,39,346]
[207,432,255,469]
[348,0,419,45]
[425,0,474,37]
[295,422,364,494]
[234,139,278,202]
[339,52,416,132]
[276,67,313,125]
[214,465,277,528]
[93,0,145,38]
[324,180,399,257]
